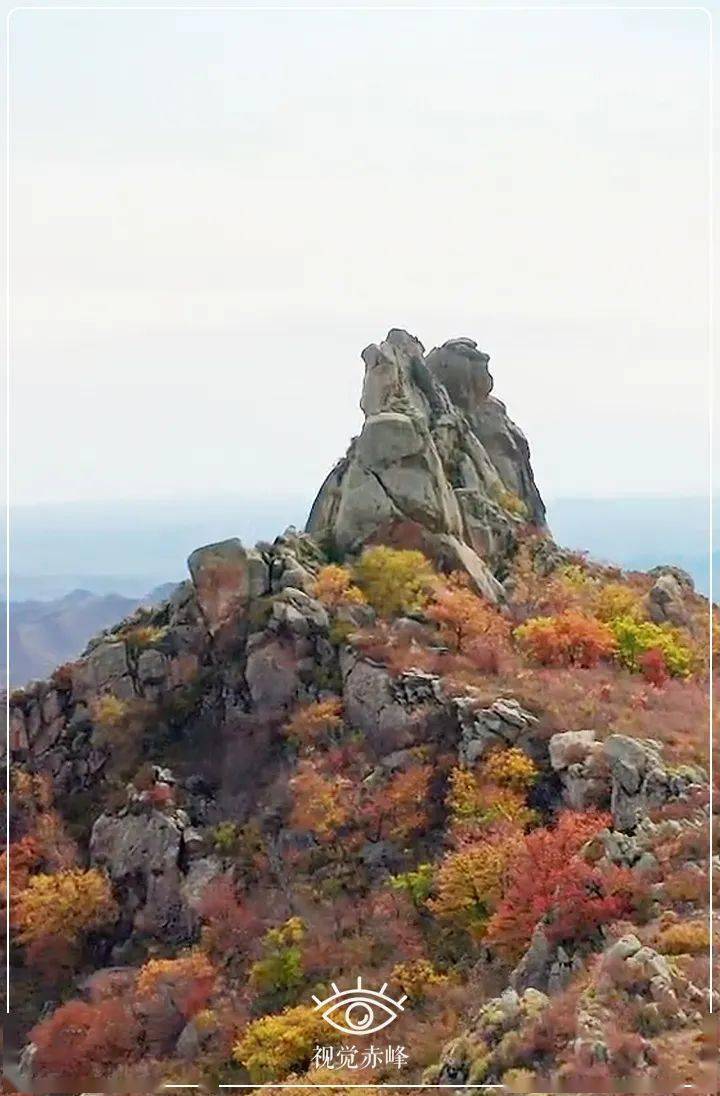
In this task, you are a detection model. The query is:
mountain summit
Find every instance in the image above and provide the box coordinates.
[308,329,545,598]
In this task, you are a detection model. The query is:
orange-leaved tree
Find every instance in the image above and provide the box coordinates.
[284,698,344,749]
[515,610,616,668]
[14,867,118,969]
[427,572,510,655]
[312,564,366,609]
[446,767,536,832]
[428,827,522,940]
[136,950,216,1020]
[361,764,432,843]
[289,761,355,842]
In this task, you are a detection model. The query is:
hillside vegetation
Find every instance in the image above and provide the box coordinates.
[5,330,715,1094]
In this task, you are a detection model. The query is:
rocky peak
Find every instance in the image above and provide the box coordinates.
[306,328,547,597]
[426,337,546,528]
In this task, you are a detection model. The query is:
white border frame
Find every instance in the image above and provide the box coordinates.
[3,5,714,1093]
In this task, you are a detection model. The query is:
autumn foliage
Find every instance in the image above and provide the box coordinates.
[11,529,712,1091]
[31,998,140,1085]
[515,610,617,668]
[290,762,353,840]
[429,827,521,939]
[312,564,366,608]
[135,951,216,1019]
[427,573,510,658]
[486,810,613,959]
[14,867,117,967]
[233,1004,335,1081]
[284,698,344,748]
[353,545,434,616]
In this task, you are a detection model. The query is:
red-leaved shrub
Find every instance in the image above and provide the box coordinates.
[486,810,612,959]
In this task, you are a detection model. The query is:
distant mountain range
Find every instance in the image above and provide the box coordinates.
[2,584,177,687]
[2,493,713,687]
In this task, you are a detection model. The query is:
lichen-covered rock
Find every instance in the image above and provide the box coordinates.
[432,985,550,1086]
[307,328,546,595]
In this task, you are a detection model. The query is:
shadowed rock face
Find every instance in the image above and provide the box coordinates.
[306,328,547,597]
[426,338,546,529]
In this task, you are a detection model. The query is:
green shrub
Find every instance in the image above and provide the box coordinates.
[212,820,240,855]
[391,862,435,907]
[610,616,693,677]
[248,917,306,1004]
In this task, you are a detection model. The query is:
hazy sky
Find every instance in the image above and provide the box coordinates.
[8,6,711,507]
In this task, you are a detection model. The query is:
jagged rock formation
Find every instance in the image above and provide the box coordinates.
[307,329,546,598]
[548,729,706,831]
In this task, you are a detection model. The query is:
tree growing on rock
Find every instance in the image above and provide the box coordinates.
[135,950,216,1021]
[284,698,344,749]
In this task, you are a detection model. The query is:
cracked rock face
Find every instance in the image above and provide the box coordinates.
[306,329,547,597]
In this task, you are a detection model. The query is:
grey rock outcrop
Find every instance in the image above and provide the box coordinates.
[306,329,547,597]
[7,529,331,795]
[342,656,451,754]
[188,538,269,638]
[425,337,546,527]
[89,789,225,944]
[548,729,707,831]
[432,985,550,1086]
[455,696,541,766]
[646,569,691,627]
[511,923,586,994]
[90,808,190,940]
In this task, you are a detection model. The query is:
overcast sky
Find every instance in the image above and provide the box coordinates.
[8,6,711,507]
